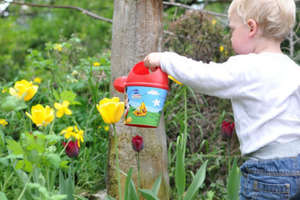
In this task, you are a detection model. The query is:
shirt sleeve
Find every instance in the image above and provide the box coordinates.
[160,52,250,99]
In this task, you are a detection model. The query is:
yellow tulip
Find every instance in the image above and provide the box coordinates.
[96,97,124,124]
[54,100,72,118]
[26,104,55,127]
[9,80,38,101]
[168,75,182,85]
[0,119,8,126]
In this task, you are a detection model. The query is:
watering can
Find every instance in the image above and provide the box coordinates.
[113,61,169,128]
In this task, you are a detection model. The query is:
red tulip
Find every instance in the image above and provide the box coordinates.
[132,135,144,152]
[63,141,79,158]
[221,121,235,138]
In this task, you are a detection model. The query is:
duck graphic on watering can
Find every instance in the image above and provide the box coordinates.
[113,61,169,128]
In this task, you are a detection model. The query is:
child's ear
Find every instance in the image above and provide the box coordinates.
[247,19,258,37]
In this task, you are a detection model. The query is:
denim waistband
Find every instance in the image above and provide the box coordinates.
[248,140,300,160]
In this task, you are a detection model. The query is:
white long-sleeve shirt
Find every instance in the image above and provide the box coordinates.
[160,52,300,156]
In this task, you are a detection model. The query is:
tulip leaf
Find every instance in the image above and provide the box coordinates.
[104,196,116,200]
[0,129,5,148]
[151,175,162,195]
[0,192,8,200]
[175,136,186,197]
[139,189,160,200]
[183,160,208,200]
[124,168,139,200]
[226,158,241,200]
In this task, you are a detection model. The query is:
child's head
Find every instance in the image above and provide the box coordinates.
[228,0,296,42]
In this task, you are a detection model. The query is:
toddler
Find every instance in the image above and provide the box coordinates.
[144,0,299,199]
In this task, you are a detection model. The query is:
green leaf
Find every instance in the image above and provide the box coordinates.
[104,196,116,200]
[15,160,24,170]
[0,192,8,200]
[124,168,139,200]
[139,189,160,200]
[44,153,61,169]
[23,159,33,172]
[175,136,185,196]
[226,158,241,200]
[53,89,60,101]
[60,90,78,105]
[46,134,62,145]
[0,95,27,112]
[7,139,24,155]
[0,129,5,148]
[60,160,69,169]
[128,180,139,200]
[183,160,208,200]
[151,175,162,195]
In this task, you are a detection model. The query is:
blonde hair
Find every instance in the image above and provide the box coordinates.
[228,0,296,41]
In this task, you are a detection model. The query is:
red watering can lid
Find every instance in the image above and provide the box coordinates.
[126,61,169,89]
[113,61,169,93]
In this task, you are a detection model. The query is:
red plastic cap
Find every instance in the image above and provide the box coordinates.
[126,61,169,90]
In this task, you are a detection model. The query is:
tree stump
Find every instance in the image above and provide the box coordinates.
[108,0,169,199]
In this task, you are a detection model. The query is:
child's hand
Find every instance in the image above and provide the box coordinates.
[144,52,162,71]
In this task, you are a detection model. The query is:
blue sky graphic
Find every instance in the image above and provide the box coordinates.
[127,86,167,113]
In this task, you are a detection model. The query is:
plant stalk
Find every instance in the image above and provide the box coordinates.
[113,124,122,200]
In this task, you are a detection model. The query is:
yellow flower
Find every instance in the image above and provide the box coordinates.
[9,80,38,101]
[219,45,224,53]
[104,125,109,131]
[93,62,100,67]
[168,75,182,85]
[74,126,84,147]
[26,104,55,127]
[0,119,8,126]
[60,126,75,139]
[60,125,84,147]
[54,44,62,52]
[96,97,124,124]
[211,19,217,25]
[33,77,42,84]
[54,100,72,118]
[1,88,7,93]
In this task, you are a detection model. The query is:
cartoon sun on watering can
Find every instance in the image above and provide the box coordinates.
[113,61,169,128]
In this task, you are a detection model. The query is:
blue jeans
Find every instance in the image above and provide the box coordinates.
[240,155,300,200]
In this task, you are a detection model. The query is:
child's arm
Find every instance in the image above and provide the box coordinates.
[144,52,249,99]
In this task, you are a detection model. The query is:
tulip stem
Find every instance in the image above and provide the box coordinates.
[59,139,71,156]
[113,124,122,200]
[136,152,141,189]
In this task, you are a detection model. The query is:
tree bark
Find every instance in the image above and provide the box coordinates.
[109,0,169,199]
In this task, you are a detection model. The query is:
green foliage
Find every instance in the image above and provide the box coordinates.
[0,36,111,199]
[0,0,113,81]
[164,11,234,63]
[226,158,241,200]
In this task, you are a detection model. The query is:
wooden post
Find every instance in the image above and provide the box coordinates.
[108,0,169,199]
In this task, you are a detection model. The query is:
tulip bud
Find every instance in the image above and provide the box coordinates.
[63,141,79,158]
[221,121,235,139]
[131,135,144,152]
